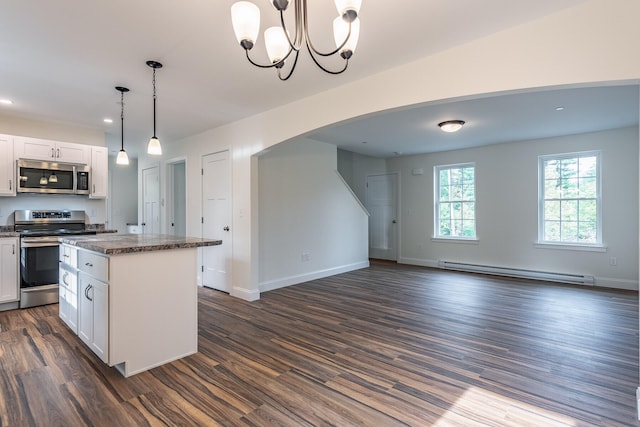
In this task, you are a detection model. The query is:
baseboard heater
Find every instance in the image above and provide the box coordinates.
[437,260,595,285]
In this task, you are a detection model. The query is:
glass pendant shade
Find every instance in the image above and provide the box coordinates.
[48,173,58,183]
[231,1,261,45]
[334,0,361,17]
[39,173,48,185]
[116,149,129,165]
[333,17,360,54]
[148,137,162,155]
[265,26,290,64]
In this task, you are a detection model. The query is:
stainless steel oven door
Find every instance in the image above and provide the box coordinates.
[19,236,60,308]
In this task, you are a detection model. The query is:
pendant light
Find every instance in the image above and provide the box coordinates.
[115,86,130,165]
[146,60,163,155]
[39,171,48,185]
[48,172,58,183]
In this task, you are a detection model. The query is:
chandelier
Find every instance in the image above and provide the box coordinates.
[231,0,362,81]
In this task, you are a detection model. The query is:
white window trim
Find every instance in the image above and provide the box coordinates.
[537,150,602,246]
[434,162,477,239]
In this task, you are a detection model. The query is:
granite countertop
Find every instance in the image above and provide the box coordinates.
[0,231,19,238]
[59,233,222,255]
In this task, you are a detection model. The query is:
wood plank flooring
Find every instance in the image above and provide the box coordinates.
[0,261,638,426]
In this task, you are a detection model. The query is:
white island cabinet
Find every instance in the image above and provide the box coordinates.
[59,234,221,377]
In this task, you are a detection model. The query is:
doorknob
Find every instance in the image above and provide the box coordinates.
[223,226,230,231]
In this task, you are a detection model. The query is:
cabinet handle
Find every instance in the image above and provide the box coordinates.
[12,244,15,255]
[8,179,11,191]
[51,148,55,158]
[85,284,93,301]
[56,148,60,158]
[85,262,93,267]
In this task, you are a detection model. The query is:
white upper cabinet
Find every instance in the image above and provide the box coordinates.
[15,136,90,164]
[90,146,108,199]
[0,134,15,196]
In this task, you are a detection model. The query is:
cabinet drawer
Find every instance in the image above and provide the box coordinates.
[59,245,77,268]
[78,250,108,282]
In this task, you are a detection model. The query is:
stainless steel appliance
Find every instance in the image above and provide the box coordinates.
[15,210,96,308]
[17,160,90,195]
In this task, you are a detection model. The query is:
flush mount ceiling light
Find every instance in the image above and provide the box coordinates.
[231,0,362,81]
[438,120,465,133]
[146,60,163,155]
[115,86,130,165]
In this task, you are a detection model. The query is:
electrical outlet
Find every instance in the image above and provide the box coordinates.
[610,257,617,266]
[301,252,311,262]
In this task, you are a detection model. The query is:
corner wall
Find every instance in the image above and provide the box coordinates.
[258,139,369,291]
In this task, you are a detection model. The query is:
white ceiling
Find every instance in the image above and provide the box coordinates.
[3,0,634,160]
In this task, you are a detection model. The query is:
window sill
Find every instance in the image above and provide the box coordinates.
[432,237,479,245]
[534,242,607,252]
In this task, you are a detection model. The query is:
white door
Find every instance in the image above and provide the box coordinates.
[202,151,232,292]
[367,173,399,261]
[142,166,160,235]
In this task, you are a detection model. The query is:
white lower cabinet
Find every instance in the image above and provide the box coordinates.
[78,273,109,363]
[0,237,19,304]
[59,265,78,332]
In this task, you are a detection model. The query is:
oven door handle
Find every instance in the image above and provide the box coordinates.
[21,241,59,248]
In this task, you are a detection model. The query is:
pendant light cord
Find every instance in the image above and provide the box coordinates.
[152,67,157,138]
[120,90,125,150]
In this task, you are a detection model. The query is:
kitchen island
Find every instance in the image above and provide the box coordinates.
[58,233,221,377]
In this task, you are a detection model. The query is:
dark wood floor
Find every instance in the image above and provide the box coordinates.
[0,261,638,426]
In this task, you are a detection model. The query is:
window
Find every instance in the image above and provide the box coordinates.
[539,151,601,245]
[435,163,476,238]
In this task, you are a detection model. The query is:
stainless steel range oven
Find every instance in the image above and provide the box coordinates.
[14,210,96,308]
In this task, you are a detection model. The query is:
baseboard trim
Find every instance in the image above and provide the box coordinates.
[260,261,370,293]
[398,257,439,268]
[398,258,638,291]
[231,287,261,302]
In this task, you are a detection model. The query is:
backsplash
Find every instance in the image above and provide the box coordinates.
[0,194,106,226]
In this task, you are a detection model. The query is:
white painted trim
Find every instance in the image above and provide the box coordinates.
[398,257,439,268]
[335,170,369,216]
[398,257,638,291]
[259,261,370,293]
[230,287,260,302]
[594,276,638,291]
[636,387,640,421]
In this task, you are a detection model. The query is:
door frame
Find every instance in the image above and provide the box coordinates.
[365,171,400,261]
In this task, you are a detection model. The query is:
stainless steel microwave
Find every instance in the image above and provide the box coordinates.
[17,159,90,195]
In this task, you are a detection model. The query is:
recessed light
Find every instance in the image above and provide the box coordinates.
[555,106,565,111]
[361,141,368,144]
[0,99,13,105]
[438,120,465,133]
[103,118,113,124]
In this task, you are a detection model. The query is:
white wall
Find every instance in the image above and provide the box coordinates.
[258,139,369,291]
[0,114,107,225]
[108,155,138,233]
[142,0,640,300]
[383,127,638,289]
[337,148,387,205]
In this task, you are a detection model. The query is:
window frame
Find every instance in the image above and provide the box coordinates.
[434,162,477,240]
[537,150,602,247]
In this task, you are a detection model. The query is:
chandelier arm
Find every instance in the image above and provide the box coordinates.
[306,42,349,75]
[279,6,302,50]
[302,0,352,57]
[306,21,352,57]
[277,50,301,81]
[244,48,295,69]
